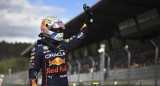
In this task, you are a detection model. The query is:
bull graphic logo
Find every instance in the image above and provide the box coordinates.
[30,79,37,86]
[49,57,65,66]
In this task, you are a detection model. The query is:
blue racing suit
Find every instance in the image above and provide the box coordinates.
[29,23,89,86]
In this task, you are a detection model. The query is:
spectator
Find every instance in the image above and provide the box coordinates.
[104,69,108,80]
[79,80,84,86]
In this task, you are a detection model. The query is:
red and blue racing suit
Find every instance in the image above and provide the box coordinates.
[29,23,89,86]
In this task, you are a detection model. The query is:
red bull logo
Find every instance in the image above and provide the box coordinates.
[47,65,67,74]
[49,57,65,66]
[30,79,37,86]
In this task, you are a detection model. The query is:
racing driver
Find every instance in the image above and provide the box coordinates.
[29,4,93,86]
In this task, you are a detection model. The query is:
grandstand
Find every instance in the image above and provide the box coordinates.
[2,0,160,86]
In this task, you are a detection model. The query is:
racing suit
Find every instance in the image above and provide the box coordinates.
[29,23,89,86]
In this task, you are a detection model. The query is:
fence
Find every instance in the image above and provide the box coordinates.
[2,65,160,85]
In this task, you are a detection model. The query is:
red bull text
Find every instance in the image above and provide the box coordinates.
[47,65,67,74]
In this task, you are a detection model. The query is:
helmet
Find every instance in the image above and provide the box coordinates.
[40,16,65,41]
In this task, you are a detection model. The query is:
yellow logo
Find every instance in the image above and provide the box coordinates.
[30,79,37,86]
[65,39,70,42]
[30,56,35,59]
[30,56,35,62]
[80,23,87,30]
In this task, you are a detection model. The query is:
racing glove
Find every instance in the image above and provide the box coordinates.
[83,4,93,25]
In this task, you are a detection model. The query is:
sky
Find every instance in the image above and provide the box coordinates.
[0,0,99,43]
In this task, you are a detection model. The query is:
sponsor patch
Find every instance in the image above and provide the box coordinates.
[30,79,37,86]
[65,39,70,42]
[43,46,49,50]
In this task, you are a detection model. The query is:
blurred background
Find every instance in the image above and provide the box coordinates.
[0,0,160,86]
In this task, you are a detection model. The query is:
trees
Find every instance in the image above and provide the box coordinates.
[0,41,31,74]
[0,41,31,59]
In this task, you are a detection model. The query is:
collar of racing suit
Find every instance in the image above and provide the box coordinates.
[37,38,64,49]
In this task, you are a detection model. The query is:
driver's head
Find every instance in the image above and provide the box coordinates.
[40,16,65,41]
